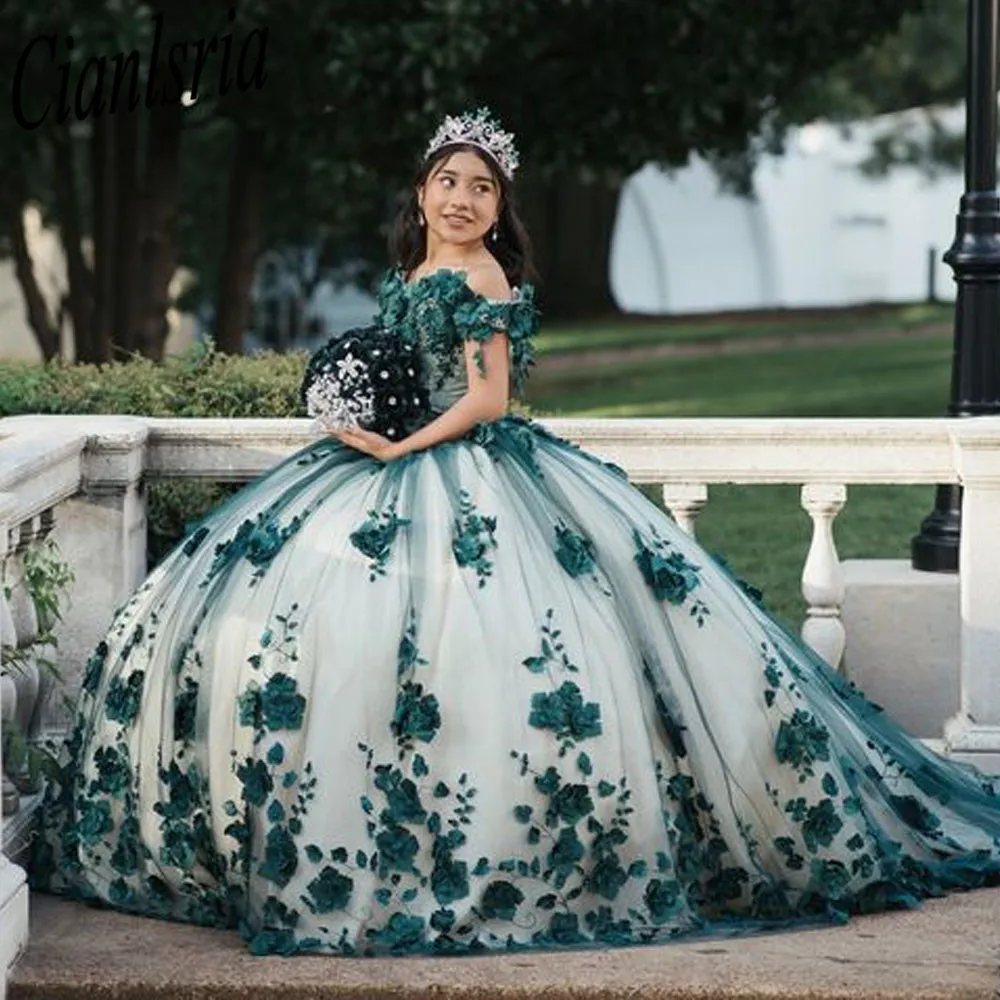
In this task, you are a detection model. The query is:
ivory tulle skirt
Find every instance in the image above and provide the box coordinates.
[31,416,1000,956]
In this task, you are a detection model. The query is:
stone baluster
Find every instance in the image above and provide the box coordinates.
[0,492,30,995]
[46,422,147,723]
[0,514,22,820]
[4,520,39,807]
[944,419,1000,774]
[662,483,709,537]
[800,483,847,670]
[5,512,58,805]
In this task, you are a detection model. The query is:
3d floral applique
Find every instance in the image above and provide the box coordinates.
[633,527,710,625]
[451,490,498,587]
[350,504,411,581]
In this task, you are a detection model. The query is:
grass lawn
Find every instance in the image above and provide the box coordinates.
[524,319,954,629]
[534,302,952,357]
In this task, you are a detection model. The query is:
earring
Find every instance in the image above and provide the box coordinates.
[491,224,498,243]
[418,211,426,228]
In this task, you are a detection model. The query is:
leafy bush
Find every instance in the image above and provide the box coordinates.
[0,338,308,419]
[1,338,538,564]
[0,340,310,565]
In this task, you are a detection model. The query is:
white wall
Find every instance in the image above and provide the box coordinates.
[611,107,966,314]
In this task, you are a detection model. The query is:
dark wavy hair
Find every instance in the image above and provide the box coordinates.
[389,142,537,289]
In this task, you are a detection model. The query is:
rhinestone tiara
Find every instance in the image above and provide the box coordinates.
[424,107,520,179]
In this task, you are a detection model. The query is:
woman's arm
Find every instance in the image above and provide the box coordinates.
[385,330,511,459]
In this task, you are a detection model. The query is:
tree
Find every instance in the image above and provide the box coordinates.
[2,0,931,358]
[783,0,967,176]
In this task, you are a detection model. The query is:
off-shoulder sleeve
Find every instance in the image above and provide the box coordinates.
[452,284,539,392]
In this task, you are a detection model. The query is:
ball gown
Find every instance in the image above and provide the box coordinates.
[31,266,1000,957]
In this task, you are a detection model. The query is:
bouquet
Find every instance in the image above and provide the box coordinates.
[299,325,430,441]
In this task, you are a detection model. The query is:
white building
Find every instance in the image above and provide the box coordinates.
[611,105,965,314]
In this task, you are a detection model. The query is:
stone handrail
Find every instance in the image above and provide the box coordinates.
[138,415,960,483]
[2,412,1000,992]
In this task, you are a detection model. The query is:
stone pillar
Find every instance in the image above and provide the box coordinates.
[944,419,1000,774]
[0,492,30,1000]
[47,423,148,718]
[800,483,847,670]
[661,483,708,537]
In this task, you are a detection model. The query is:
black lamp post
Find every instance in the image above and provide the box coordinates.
[911,0,1000,572]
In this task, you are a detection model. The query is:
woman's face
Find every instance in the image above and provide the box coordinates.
[418,149,501,250]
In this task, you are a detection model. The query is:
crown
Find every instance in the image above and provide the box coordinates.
[424,107,520,179]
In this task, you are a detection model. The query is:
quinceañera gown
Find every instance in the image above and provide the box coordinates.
[33,267,1000,957]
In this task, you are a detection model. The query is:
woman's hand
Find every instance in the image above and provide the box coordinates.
[330,427,405,462]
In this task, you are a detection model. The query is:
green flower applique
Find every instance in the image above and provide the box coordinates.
[392,681,442,749]
[397,607,428,679]
[774,709,831,780]
[451,490,498,588]
[203,508,305,587]
[554,523,596,579]
[633,527,710,625]
[104,670,145,727]
[82,641,108,697]
[522,608,579,676]
[350,505,410,581]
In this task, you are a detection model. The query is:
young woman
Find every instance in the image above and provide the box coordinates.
[32,109,1000,958]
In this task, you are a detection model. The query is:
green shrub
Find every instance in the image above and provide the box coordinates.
[0,339,540,565]
[0,340,311,565]
[0,338,308,418]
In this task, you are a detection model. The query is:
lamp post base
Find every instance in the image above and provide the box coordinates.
[911,483,961,573]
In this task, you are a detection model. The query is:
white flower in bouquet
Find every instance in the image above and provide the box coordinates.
[305,369,376,433]
[335,352,367,383]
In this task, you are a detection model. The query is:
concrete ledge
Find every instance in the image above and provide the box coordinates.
[841,559,959,740]
[0,859,28,992]
[10,889,1000,1000]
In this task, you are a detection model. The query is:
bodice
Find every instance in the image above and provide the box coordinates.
[374,267,538,414]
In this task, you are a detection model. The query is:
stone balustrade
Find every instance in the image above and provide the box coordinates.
[2,412,1000,996]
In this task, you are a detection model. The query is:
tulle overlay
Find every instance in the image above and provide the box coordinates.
[32,267,1000,956]
[32,416,1000,956]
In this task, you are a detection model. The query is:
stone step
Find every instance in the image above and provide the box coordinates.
[9,889,1000,1000]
